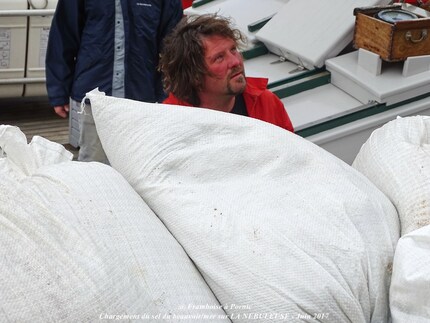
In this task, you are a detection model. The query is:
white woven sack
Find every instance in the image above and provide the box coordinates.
[389,224,430,323]
[0,125,228,323]
[352,116,430,236]
[89,89,399,323]
[0,125,73,179]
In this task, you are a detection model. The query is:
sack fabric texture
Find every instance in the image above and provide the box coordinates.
[389,224,430,323]
[352,116,430,323]
[0,125,228,323]
[88,89,400,323]
[353,116,430,236]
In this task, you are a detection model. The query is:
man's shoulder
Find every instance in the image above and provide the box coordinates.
[245,77,268,89]
[246,77,280,100]
[163,93,193,107]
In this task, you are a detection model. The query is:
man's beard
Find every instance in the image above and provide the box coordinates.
[227,71,246,95]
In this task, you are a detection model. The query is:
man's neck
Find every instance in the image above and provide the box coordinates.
[199,94,236,113]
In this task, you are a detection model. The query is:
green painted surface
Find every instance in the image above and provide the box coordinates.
[242,43,269,60]
[296,92,430,137]
[247,16,272,32]
[192,0,215,8]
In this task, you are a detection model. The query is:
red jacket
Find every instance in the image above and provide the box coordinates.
[182,0,192,9]
[163,77,294,132]
[404,0,429,5]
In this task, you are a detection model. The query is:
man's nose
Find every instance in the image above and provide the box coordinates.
[227,52,242,68]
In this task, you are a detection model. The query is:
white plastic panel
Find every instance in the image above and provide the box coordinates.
[25,0,57,97]
[184,0,289,47]
[255,0,390,69]
[326,50,430,105]
[282,83,363,131]
[0,0,27,98]
[307,96,430,164]
[243,52,307,85]
[279,72,430,164]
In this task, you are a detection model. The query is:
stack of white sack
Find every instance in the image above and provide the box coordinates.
[0,125,228,323]
[353,116,430,323]
[88,89,400,323]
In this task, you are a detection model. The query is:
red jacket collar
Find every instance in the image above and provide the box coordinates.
[244,77,269,97]
[163,77,269,106]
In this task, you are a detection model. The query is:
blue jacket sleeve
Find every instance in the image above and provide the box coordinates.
[45,0,85,107]
[155,0,183,101]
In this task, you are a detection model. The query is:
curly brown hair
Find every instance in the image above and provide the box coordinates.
[159,13,246,106]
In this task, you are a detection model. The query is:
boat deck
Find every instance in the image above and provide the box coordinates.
[0,97,79,159]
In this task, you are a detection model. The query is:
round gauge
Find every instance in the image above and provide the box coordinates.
[376,9,419,23]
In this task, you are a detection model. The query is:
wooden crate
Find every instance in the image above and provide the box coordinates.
[353,4,430,61]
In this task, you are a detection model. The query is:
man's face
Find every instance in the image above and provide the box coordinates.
[201,35,246,97]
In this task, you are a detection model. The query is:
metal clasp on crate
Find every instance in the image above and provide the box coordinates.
[406,29,428,43]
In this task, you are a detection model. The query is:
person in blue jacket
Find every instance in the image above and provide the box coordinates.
[45,0,183,163]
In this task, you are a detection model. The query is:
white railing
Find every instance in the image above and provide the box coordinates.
[0,9,55,17]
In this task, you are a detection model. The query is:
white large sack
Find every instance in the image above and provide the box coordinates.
[89,89,400,323]
[352,116,430,236]
[389,224,430,323]
[0,125,73,179]
[352,116,430,323]
[0,125,228,323]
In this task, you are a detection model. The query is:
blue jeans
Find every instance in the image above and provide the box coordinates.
[71,99,109,164]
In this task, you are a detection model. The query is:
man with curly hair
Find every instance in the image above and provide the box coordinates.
[159,14,294,132]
